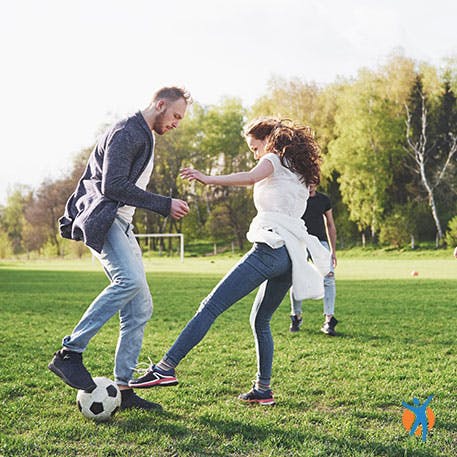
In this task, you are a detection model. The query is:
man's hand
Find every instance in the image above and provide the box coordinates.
[170,199,189,220]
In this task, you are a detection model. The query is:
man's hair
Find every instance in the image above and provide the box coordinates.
[152,86,192,105]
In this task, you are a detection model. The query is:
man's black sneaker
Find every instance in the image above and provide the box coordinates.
[238,385,275,406]
[48,349,96,391]
[120,389,163,411]
[128,364,178,388]
[289,314,303,332]
[321,316,338,336]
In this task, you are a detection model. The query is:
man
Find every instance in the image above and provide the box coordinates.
[289,182,338,335]
[48,87,191,411]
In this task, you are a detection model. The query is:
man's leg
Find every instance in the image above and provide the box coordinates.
[289,288,303,332]
[115,286,153,384]
[320,241,338,335]
[107,224,162,410]
[49,218,150,390]
[323,272,336,317]
[63,219,148,351]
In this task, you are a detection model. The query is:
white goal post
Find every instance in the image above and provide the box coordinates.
[134,233,184,262]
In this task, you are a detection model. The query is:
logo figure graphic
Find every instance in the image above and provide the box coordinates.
[402,395,435,442]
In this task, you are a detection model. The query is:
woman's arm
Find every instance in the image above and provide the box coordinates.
[180,158,274,186]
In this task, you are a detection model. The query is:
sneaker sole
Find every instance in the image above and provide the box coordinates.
[120,401,163,411]
[47,363,96,391]
[128,378,178,388]
[239,398,275,406]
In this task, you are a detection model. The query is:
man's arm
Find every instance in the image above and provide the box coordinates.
[324,209,337,268]
[101,129,172,217]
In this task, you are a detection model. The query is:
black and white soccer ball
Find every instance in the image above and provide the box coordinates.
[76,377,121,422]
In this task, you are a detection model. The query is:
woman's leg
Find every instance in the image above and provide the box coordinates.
[163,244,291,367]
[250,268,292,387]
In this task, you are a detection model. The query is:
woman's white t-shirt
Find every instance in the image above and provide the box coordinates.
[253,152,309,218]
[248,152,330,300]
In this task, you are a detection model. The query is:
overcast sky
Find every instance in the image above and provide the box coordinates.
[1,0,456,205]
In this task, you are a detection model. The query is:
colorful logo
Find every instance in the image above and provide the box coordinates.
[402,395,435,442]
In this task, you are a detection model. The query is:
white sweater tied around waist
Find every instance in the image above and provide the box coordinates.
[246,211,331,301]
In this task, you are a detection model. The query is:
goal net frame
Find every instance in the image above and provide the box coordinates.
[134,233,184,262]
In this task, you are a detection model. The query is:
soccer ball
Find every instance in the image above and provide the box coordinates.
[76,377,121,422]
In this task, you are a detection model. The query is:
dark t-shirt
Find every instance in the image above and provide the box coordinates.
[303,192,332,242]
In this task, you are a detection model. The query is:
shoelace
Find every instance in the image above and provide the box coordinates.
[133,356,154,375]
[251,380,273,395]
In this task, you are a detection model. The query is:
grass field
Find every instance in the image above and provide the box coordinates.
[1,254,456,456]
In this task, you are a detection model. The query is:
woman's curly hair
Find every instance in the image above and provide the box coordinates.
[244,117,321,185]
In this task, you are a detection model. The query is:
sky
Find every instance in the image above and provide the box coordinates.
[1,0,457,205]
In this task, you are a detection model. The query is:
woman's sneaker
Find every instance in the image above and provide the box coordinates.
[238,385,275,406]
[128,364,178,388]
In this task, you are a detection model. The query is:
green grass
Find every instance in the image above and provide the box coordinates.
[0,257,456,456]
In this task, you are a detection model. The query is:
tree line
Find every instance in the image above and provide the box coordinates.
[2,52,457,258]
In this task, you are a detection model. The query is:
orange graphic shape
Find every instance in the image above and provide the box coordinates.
[402,407,435,436]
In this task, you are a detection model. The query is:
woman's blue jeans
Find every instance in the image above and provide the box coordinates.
[62,217,153,385]
[163,242,292,386]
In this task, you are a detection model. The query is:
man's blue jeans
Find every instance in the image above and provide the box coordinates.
[62,217,153,385]
[163,242,292,386]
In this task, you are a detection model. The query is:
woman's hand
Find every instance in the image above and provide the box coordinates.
[180,167,210,185]
[181,159,273,187]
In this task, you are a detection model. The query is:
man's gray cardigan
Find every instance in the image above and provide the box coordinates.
[59,112,172,253]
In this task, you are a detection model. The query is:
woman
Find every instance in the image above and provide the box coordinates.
[129,117,330,405]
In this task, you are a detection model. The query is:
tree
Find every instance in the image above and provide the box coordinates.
[250,76,321,126]
[404,76,457,244]
[25,178,76,256]
[181,98,252,249]
[327,69,406,242]
[0,186,32,254]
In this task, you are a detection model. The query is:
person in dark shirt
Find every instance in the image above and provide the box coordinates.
[289,182,338,335]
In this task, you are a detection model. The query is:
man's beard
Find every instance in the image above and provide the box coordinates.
[152,111,167,135]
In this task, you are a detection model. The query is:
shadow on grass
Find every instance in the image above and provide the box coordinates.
[113,407,185,429]
[194,415,440,457]
[438,419,457,432]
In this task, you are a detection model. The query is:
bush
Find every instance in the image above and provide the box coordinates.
[379,213,411,248]
[445,215,457,247]
[0,231,13,258]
